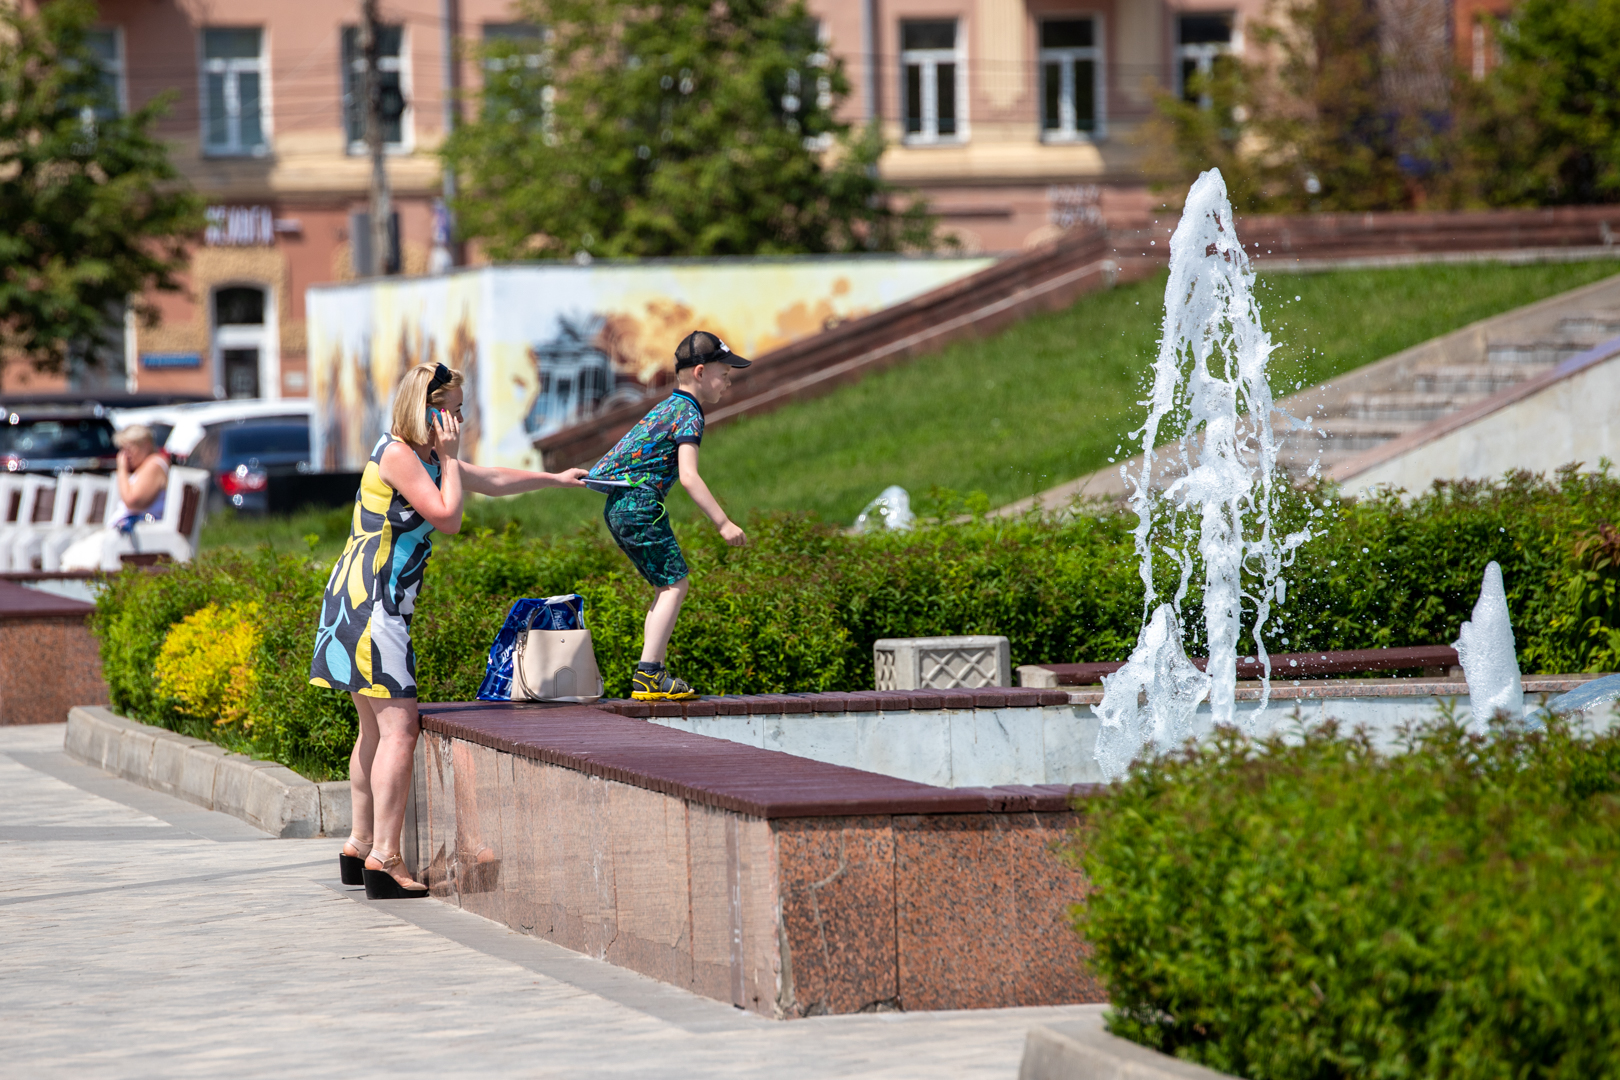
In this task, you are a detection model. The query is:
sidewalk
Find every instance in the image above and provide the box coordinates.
[0,723,1097,1079]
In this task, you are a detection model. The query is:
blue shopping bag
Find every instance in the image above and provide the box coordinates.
[477,594,587,701]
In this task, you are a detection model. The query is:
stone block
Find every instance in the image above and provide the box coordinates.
[874,636,1011,691]
[318,781,352,838]
[853,710,952,787]
[948,708,1046,787]
[763,711,858,766]
[450,740,509,926]
[774,815,898,1016]
[212,754,274,823]
[114,727,158,783]
[602,780,693,988]
[894,811,1100,1011]
[65,706,135,770]
[148,732,212,802]
[1042,705,1103,784]
[243,764,322,838]
[1017,664,1060,689]
[1019,1011,1234,1080]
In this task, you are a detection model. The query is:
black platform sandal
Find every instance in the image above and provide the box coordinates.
[362,852,429,899]
[339,836,372,886]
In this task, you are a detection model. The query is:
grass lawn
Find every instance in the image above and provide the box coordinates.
[203,257,1620,556]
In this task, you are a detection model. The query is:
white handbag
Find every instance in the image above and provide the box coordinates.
[511,603,604,703]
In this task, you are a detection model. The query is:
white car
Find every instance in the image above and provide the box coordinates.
[108,399,313,460]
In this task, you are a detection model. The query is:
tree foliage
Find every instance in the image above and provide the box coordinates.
[442,0,939,259]
[1147,0,1620,211]
[0,0,202,372]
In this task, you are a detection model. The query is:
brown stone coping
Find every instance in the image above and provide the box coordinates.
[1032,645,1461,687]
[419,701,1101,820]
[1061,674,1604,706]
[0,579,94,620]
[590,686,1070,719]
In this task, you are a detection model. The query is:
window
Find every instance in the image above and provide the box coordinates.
[1177,13,1237,106]
[202,28,268,155]
[342,25,409,152]
[84,28,124,121]
[481,22,549,130]
[901,20,963,143]
[1040,19,1103,141]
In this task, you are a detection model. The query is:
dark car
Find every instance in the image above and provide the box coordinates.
[189,420,311,515]
[0,408,119,474]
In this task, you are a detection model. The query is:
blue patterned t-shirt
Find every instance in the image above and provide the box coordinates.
[589,389,704,501]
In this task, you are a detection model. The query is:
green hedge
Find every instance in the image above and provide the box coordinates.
[91,469,1620,779]
[1068,716,1620,1078]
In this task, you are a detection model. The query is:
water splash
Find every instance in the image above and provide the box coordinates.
[1454,561,1524,724]
[1093,168,1314,778]
[1093,605,1210,780]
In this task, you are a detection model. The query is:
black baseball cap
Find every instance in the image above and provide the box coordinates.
[675,330,751,370]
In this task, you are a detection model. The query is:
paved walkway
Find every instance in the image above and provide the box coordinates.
[0,724,1099,1079]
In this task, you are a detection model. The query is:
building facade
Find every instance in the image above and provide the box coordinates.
[12,0,1499,398]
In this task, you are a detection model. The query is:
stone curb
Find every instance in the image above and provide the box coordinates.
[1019,1007,1234,1080]
[64,706,350,839]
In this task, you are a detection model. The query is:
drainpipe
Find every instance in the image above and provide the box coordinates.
[862,0,878,122]
[440,0,461,266]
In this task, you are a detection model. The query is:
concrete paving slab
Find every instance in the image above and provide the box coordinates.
[1,723,1101,1079]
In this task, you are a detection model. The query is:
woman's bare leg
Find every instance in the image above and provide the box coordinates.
[363,696,423,887]
[345,693,379,857]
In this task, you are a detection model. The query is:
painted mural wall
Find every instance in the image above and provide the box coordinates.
[305,255,994,472]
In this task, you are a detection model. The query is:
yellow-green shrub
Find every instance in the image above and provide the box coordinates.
[154,601,260,729]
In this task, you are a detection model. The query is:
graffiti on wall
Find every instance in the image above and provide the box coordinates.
[305,256,993,471]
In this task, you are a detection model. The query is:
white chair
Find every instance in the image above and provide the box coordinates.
[61,465,208,570]
[127,465,208,564]
[0,476,57,567]
[29,476,110,573]
[10,474,83,570]
[41,475,111,571]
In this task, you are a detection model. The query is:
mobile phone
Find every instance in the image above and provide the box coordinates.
[427,407,442,428]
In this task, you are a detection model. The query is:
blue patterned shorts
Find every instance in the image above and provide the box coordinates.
[605,493,689,587]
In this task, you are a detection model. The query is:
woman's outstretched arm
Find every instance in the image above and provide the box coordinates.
[459,463,589,497]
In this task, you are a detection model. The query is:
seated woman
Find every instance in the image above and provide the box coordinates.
[108,425,170,530]
[59,425,172,570]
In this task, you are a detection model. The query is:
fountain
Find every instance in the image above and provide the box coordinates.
[1094,168,1315,779]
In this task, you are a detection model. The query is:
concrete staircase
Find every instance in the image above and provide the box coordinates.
[1281,308,1620,478]
[998,269,1620,512]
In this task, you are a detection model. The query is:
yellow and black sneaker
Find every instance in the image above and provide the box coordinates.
[630,664,698,701]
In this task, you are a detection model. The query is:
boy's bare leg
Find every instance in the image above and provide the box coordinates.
[640,576,690,663]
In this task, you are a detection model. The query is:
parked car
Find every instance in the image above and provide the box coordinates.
[0,407,119,474]
[109,398,313,461]
[187,420,311,515]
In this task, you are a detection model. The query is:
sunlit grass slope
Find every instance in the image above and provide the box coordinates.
[204,258,1619,556]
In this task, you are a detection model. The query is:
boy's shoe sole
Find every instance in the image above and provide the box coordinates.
[631,690,699,701]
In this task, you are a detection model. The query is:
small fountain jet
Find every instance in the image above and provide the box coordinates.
[1094,169,1315,779]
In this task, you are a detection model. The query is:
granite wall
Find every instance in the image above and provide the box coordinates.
[0,616,109,725]
[406,729,1102,1018]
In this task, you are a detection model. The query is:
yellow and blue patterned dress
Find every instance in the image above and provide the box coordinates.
[309,433,440,698]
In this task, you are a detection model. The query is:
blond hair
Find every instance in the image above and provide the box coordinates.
[113,424,156,449]
[391,364,464,445]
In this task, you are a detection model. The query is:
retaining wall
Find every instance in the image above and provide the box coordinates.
[406,701,1103,1019]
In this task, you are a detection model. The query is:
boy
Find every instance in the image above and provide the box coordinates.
[589,330,749,700]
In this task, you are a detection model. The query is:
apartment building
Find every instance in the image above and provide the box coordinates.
[19,0,1496,398]
[809,0,1269,254]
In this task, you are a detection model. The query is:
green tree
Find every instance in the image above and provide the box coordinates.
[1456,0,1620,205]
[0,0,203,374]
[1146,0,1463,212]
[442,0,939,259]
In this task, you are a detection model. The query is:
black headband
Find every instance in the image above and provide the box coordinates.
[426,363,453,396]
